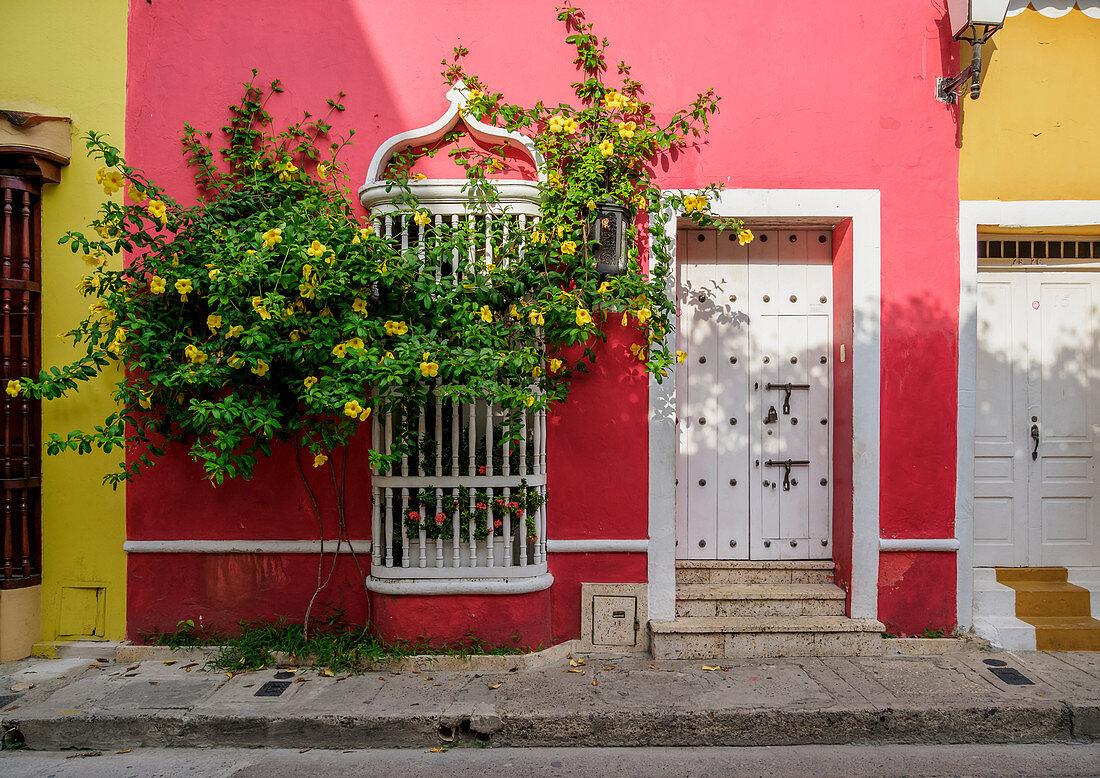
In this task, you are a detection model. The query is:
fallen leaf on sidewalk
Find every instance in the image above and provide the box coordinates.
[650,664,658,670]
[88,664,102,670]
[569,658,585,667]
[294,678,308,684]
[488,683,502,690]
[568,668,586,675]
[423,676,433,681]
[603,666,616,671]
[181,663,197,671]
[148,681,159,686]
[123,673,139,678]
[322,668,335,677]
[720,666,730,671]
[4,705,18,712]
[702,665,720,671]
[126,664,140,672]
[116,749,132,755]
[299,748,311,754]
[162,660,176,666]
[427,747,446,753]
[225,672,236,679]
[591,680,597,686]
[96,658,110,663]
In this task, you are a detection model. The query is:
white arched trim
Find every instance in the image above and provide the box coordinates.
[359,80,546,191]
[1007,1,1100,19]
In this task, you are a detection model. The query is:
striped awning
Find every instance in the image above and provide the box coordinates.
[1008,1,1100,18]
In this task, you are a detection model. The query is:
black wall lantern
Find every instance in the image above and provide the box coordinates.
[936,0,1010,103]
[592,201,629,276]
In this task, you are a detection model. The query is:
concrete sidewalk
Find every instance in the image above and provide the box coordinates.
[1,646,1098,750]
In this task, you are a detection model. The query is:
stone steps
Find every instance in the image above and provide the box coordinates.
[995,567,1100,651]
[676,583,846,617]
[676,560,834,585]
[651,560,884,659]
[650,615,885,659]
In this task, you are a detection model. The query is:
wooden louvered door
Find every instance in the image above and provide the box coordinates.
[0,176,42,588]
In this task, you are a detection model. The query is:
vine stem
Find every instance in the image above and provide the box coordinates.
[331,444,370,612]
[296,441,341,641]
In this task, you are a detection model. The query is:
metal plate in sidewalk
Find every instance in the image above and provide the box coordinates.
[254,680,292,697]
[989,667,1034,685]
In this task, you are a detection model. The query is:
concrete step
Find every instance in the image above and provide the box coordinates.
[996,567,1068,583]
[1024,617,1100,652]
[676,560,834,585]
[650,615,885,659]
[1008,581,1093,618]
[675,583,846,617]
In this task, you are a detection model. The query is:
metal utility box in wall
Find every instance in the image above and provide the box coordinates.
[592,595,637,646]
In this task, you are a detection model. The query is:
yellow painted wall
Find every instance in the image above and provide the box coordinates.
[960,9,1100,201]
[0,1,128,641]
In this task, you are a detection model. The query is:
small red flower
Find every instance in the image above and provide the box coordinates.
[493,519,503,530]
[409,510,421,523]
[435,512,446,525]
[476,502,487,511]
[516,509,524,517]
[478,465,486,475]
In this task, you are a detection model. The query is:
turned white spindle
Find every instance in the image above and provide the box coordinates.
[402,486,412,569]
[434,388,443,477]
[417,407,426,567]
[371,484,381,567]
[435,486,444,568]
[433,214,442,282]
[450,214,460,284]
[484,214,493,271]
[451,401,460,477]
[467,402,476,476]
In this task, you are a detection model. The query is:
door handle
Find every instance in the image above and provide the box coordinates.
[1031,423,1040,461]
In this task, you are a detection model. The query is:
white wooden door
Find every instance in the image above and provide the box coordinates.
[677,229,750,559]
[975,263,1100,567]
[677,229,832,560]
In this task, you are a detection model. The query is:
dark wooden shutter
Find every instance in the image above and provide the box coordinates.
[0,175,42,587]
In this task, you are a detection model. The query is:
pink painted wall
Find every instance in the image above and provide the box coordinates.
[125,0,962,637]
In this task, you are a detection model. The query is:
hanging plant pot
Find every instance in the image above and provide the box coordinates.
[591,201,629,276]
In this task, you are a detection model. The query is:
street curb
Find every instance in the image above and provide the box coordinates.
[112,639,583,673]
[9,702,1091,750]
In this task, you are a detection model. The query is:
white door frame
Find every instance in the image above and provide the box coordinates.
[957,200,1100,629]
[649,189,882,621]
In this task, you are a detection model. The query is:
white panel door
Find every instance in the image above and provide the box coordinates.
[974,275,1029,566]
[1032,275,1100,567]
[975,270,1100,567]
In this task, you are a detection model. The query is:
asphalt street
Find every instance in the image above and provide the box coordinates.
[2,744,1099,778]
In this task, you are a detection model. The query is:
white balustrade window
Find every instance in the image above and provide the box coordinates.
[359,83,553,592]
